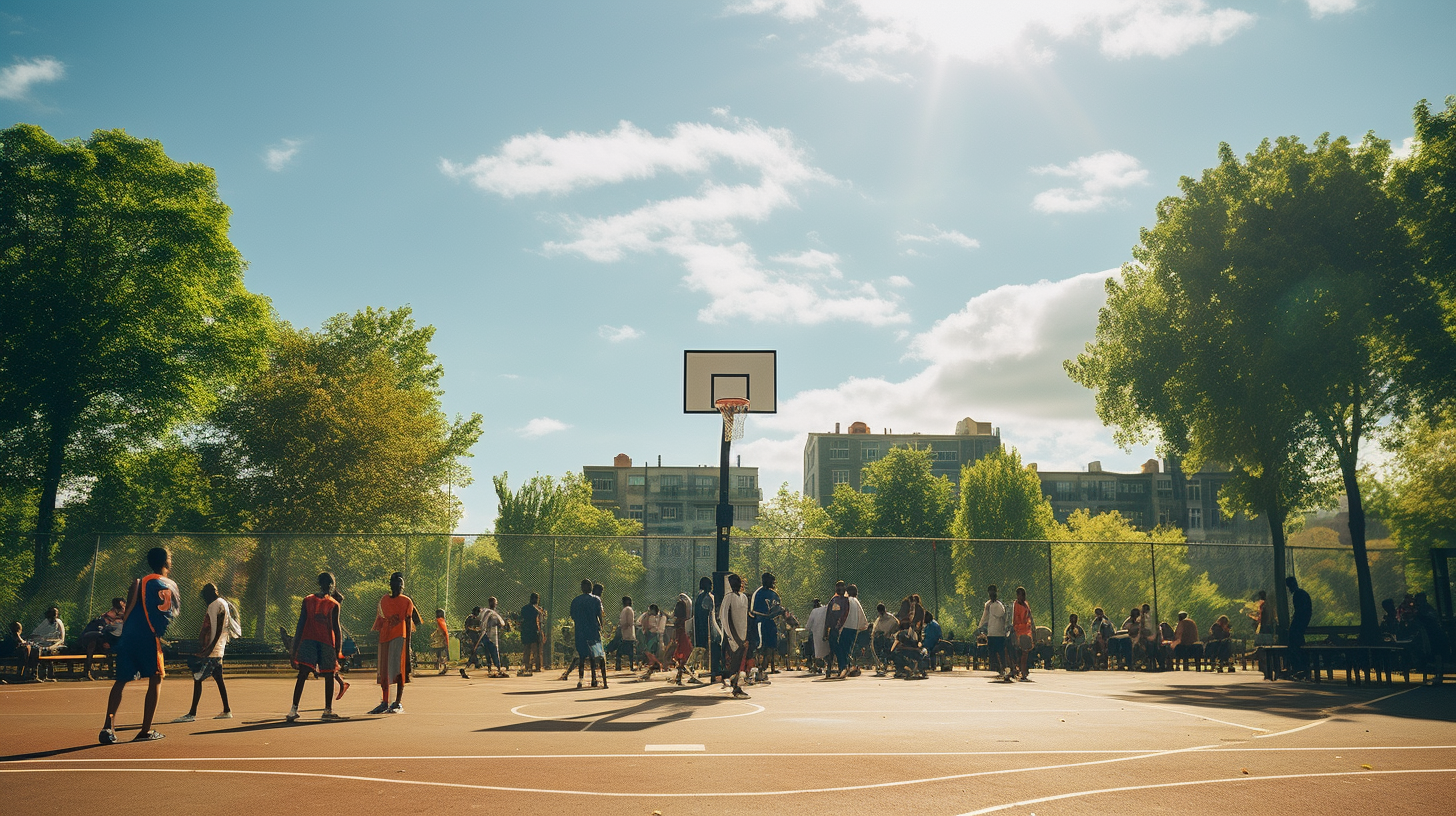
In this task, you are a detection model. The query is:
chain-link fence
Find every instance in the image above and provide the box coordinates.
[2,532,1410,668]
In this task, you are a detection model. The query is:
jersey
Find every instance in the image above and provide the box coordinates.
[300,593,340,647]
[569,593,603,641]
[374,593,416,642]
[693,589,715,645]
[119,573,181,646]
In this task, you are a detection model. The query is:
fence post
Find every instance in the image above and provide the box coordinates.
[546,536,557,670]
[85,533,101,622]
[443,534,451,623]
[931,540,940,618]
[1046,541,1055,631]
[1149,542,1159,625]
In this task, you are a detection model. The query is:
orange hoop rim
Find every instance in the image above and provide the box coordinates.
[714,397,750,412]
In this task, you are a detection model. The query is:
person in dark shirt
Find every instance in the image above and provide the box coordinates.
[519,593,543,676]
[689,577,716,683]
[568,580,605,689]
[1286,576,1313,679]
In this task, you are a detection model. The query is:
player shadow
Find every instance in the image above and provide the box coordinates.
[500,685,607,696]
[482,685,745,733]
[1117,682,1456,723]
[0,744,108,762]
[195,716,379,735]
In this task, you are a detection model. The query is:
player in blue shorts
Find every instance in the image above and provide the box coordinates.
[751,572,782,680]
[100,547,180,744]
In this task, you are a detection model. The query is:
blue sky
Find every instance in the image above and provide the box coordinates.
[4,1,1452,529]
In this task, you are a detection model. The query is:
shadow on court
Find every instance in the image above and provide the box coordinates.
[0,744,108,762]
[1115,682,1455,722]
[196,717,381,735]
[483,684,743,733]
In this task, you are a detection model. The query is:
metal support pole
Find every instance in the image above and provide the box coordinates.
[712,433,732,679]
[1149,542,1159,626]
[85,533,101,623]
[931,540,940,618]
[1046,541,1055,631]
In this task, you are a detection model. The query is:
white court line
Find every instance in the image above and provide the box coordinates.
[1019,687,1271,732]
[1253,684,1422,740]
[0,744,1219,796]
[11,746,1456,763]
[509,702,763,722]
[955,768,1456,815]
[644,744,704,752]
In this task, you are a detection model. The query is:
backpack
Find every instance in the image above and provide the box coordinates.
[223,598,243,639]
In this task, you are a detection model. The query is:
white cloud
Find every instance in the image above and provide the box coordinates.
[598,324,644,342]
[264,139,303,171]
[887,275,913,288]
[518,417,570,438]
[738,269,1155,487]
[1031,150,1148,214]
[736,1,1256,81]
[1392,136,1417,161]
[0,57,64,101]
[897,225,980,250]
[445,119,909,326]
[1306,0,1357,17]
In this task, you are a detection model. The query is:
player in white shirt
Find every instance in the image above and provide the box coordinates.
[719,573,751,699]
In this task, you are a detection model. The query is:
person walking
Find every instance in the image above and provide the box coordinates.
[480,597,510,678]
[637,603,666,679]
[460,606,483,678]
[1287,576,1313,680]
[670,593,693,685]
[288,572,345,721]
[172,582,234,722]
[805,598,828,675]
[430,609,451,675]
[519,593,543,676]
[100,547,180,744]
[977,585,1011,682]
[1011,586,1035,681]
[617,596,637,672]
[569,579,605,689]
[689,577,717,683]
[369,572,421,714]
[720,572,751,699]
[842,584,869,677]
[751,573,782,677]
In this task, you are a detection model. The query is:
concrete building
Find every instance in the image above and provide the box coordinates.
[583,454,762,601]
[802,417,1004,506]
[1034,458,1270,545]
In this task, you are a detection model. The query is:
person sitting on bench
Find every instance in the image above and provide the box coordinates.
[1170,611,1202,670]
[890,622,927,679]
[79,598,126,681]
[1063,614,1088,671]
[1206,615,1233,672]
[28,607,66,681]
[2,621,35,682]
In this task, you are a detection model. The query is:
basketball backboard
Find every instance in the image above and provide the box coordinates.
[683,350,776,414]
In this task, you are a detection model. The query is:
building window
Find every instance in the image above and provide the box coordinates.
[695,475,714,488]
[627,474,645,486]
[1130,512,1145,528]
[1186,480,1202,501]
[862,445,879,461]
[1054,481,1077,501]
[832,469,850,485]
[1188,507,1202,529]
[590,477,614,491]
[627,504,643,520]
[660,506,679,520]
[1120,481,1145,494]
[736,475,756,488]
[1100,480,1116,500]
[695,544,711,558]
[1156,478,1172,498]
[934,449,958,462]
[660,475,682,487]
[829,440,850,459]
[696,506,714,521]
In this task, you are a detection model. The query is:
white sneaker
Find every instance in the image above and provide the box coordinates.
[170,714,195,723]
[214,712,233,719]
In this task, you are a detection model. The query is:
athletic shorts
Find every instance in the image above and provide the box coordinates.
[115,637,163,682]
[575,633,595,661]
[758,620,778,650]
[590,640,605,659]
[296,638,338,673]
[1015,633,1033,651]
[642,634,660,654]
[724,642,748,676]
[521,629,540,645]
[377,637,408,685]
[188,656,224,681]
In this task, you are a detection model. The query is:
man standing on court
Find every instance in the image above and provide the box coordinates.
[519,592,544,676]
[569,579,605,688]
[289,572,345,721]
[1287,576,1313,680]
[842,584,870,677]
[824,580,850,679]
[690,577,717,683]
[720,572,751,698]
[805,598,828,675]
[171,582,233,723]
[370,572,421,714]
[977,584,1011,682]
[100,547,180,744]
[750,572,781,678]
[617,596,637,672]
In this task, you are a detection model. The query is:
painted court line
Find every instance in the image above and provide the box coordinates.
[955,768,1456,815]
[644,744,704,752]
[0,744,1220,796]
[1254,685,1422,740]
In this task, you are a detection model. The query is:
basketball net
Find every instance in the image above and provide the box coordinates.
[715,397,749,442]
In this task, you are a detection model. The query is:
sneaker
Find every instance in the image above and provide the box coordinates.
[285,710,300,722]
[688,675,705,685]
[386,703,403,714]
[214,712,233,719]
[321,711,344,721]
[731,687,751,699]
[336,680,350,700]
[459,669,470,679]
[131,730,165,742]
[367,702,390,715]
[98,729,117,745]
[170,714,196,723]
[577,681,584,689]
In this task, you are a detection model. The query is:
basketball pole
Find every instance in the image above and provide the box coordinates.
[711,427,733,680]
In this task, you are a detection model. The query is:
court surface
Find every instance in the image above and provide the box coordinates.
[2,666,1452,815]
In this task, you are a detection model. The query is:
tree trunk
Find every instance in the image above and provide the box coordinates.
[31,410,73,583]
[1265,500,1289,641]
[1340,459,1381,644]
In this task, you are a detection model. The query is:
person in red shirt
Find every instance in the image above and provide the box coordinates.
[371,572,421,714]
[1012,586,1035,681]
[289,572,345,722]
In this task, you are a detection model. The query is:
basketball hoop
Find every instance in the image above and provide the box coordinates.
[714,397,750,442]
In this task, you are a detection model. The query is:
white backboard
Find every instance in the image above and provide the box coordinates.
[683,350,777,414]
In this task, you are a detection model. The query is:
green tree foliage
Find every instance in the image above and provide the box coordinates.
[62,440,218,533]
[0,124,272,579]
[1391,96,1456,367]
[948,446,1056,603]
[1370,417,1456,590]
[747,483,831,619]
[824,483,875,537]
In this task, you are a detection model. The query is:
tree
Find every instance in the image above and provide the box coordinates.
[1070,132,1450,643]
[860,446,954,538]
[1370,416,1456,590]
[948,445,1057,603]
[824,483,876,537]
[748,483,831,619]
[0,125,272,580]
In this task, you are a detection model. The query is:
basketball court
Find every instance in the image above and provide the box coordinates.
[2,668,1452,815]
